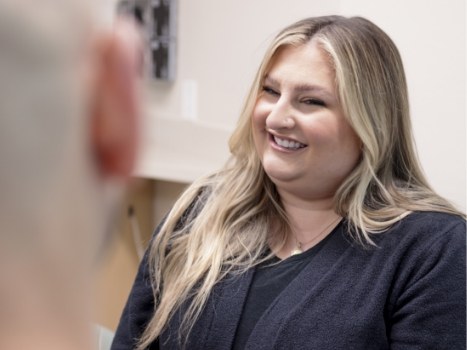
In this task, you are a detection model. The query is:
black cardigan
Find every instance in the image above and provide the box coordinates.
[112,211,466,350]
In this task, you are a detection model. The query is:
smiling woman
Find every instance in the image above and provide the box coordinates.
[112,16,465,350]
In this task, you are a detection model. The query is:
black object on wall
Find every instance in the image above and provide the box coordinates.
[117,0,177,81]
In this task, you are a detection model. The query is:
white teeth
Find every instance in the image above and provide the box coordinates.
[273,136,305,150]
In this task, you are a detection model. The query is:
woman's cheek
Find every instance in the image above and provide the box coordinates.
[251,102,268,131]
[304,116,341,146]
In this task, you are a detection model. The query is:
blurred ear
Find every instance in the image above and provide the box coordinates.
[90,19,143,179]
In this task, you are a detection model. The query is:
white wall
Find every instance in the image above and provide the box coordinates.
[136,0,466,211]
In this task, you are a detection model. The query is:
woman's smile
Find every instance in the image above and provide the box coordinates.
[269,132,307,152]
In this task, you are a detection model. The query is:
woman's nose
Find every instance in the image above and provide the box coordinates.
[265,98,296,130]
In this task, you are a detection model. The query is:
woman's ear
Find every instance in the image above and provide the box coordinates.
[90,18,143,179]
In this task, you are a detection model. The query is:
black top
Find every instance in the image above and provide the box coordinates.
[232,224,339,350]
[111,212,466,350]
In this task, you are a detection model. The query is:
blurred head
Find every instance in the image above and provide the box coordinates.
[230,16,419,215]
[0,0,142,260]
[0,1,142,347]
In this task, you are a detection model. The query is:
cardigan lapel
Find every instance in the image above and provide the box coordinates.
[202,268,255,350]
[159,268,254,350]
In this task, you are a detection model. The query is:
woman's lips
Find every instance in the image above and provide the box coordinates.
[270,133,307,150]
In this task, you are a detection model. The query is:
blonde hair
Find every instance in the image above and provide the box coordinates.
[138,15,463,348]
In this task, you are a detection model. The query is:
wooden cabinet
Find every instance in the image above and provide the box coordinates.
[93,179,187,330]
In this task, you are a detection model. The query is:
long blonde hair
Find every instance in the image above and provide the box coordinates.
[137,16,462,349]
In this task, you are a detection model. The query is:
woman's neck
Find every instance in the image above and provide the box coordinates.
[275,190,341,259]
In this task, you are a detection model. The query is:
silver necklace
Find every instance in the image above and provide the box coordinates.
[290,216,341,256]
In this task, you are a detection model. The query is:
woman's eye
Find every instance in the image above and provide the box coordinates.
[262,86,279,96]
[303,98,326,107]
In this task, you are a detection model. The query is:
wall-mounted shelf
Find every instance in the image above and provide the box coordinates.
[134,116,232,183]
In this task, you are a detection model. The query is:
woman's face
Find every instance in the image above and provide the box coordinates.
[252,40,361,201]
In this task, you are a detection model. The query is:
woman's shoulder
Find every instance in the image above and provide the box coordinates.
[371,210,465,254]
[351,211,465,304]
[398,210,465,236]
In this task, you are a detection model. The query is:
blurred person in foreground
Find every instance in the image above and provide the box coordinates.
[113,16,466,350]
[0,1,142,349]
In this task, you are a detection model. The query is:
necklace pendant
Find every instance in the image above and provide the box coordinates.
[290,248,303,256]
